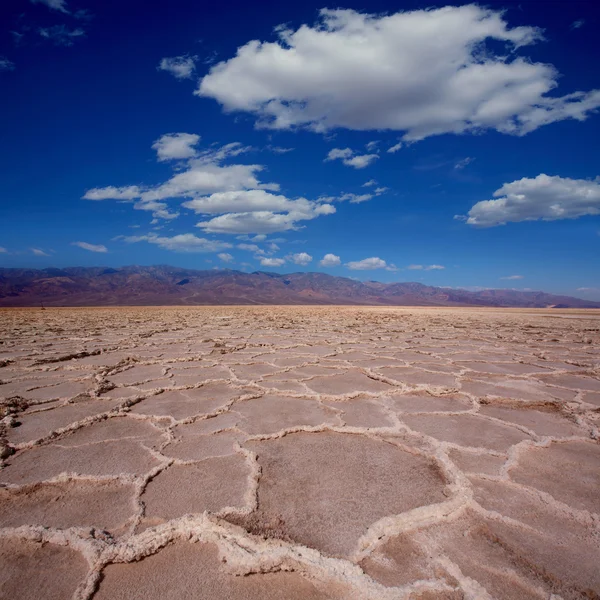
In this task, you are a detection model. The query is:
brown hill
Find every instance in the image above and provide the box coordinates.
[0,266,598,308]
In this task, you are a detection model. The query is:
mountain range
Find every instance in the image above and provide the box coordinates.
[0,266,598,308]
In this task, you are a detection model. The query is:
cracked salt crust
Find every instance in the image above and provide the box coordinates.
[0,305,599,599]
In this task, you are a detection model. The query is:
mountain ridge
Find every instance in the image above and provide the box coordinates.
[0,266,598,308]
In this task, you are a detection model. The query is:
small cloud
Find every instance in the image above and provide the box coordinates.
[500,275,524,280]
[454,157,475,170]
[122,233,231,253]
[238,243,262,253]
[374,187,388,195]
[31,0,69,13]
[290,252,312,266]
[158,55,197,80]
[73,9,94,21]
[387,142,402,153]
[39,25,85,47]
[319,253,341,267]
[217,252,234,263]
[570,19,585,30]
[11,31,25,46]
[576,287,598,292]
[260,257,285,267]
[365,140,379,151]
[0,247,8,253]
[325,147,379,169]
[31,248,50,256]
[362,179,377,188]
[464,174,600,227]
[72,241,108,253]
[0,57,16,72]
[408,264,444,270]
[346,257,388,270]
[152,133,200,161]
[338,193,373,204]
[344,154,379,169]
[267,145,295,154]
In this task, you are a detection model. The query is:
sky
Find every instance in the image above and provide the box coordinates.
[0,0,599,299]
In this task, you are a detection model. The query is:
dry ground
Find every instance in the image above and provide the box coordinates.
[0,306,599,600]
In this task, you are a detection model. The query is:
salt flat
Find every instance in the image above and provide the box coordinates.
[0,306,599,600]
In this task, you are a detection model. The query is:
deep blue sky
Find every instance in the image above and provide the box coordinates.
[1,0,599,299]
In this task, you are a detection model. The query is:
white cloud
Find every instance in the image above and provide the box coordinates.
[31,248,50,256]
[186,190,335,234]
[267,146,295,154]
[158,55,197,80]
[290,252,312,266]
[388,142,403,153]
[184,189,304,214]
[571,20,585,30]
[320,186,388,204]
[339,193,373,204]
[0,58,16,72]
[84,185,142,200]
[408,264,445,270]
[135,200,179,221]
[237,243,262,253]
[346,257,388,270]
[72,241,108,253]
[260,257,285,267]
[84,136,335,232]
[152,133,200,161]
[345,154,379,169]
[31,0,69,13]
[501,275,524,280]
[465,174,600,227]
[454,157,475,170]
[365,141,379,151]
[363,179,377,188]
[319,253,341,267]
[197,205,334,234]
[39,25,85,46]
[218,252,234,262]
[325,148,379,169]
[198,6,600,139]
[0,247,8,253]
[122,233,232,253]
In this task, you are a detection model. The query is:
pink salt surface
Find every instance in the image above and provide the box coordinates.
[7,397,122,445]
[95,540,336,600]
[246,431,447,557]
[236,394,336,434]
[1,305,599,599]
[140,454,249,524]
[0,537,89,600]
[131,382,247,420]
[0,479,136,534]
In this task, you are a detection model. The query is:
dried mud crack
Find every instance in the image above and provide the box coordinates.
[0,305,599,599]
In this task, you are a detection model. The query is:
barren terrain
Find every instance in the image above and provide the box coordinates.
[0,306,599,600]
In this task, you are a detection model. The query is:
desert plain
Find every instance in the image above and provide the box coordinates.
[0,305,599,600]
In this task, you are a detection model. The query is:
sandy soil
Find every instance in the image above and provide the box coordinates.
[0,306,599,599]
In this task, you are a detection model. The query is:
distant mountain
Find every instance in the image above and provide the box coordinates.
[0,266,598,308]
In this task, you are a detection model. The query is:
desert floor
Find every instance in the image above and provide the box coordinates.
[0,306,599,600]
